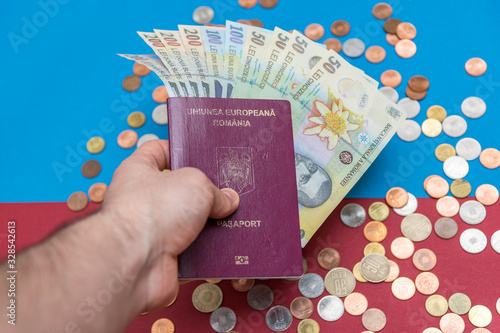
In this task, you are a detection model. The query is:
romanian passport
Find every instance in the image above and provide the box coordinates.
[167,97,303,279]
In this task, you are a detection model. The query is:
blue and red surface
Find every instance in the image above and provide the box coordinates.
[2,0,500,332]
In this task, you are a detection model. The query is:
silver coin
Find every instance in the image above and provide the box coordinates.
[393,192,418,216]
[152,104,168,125]
[455,137,481,160]
[443,155,469,179]
[360,253,390,283]
[192,6,214,24]
[340,203,366,228]
[210,307,236,333]
[265,305,293,332]
[343,38,365,58]
[324,267,356,297]
[400,213,432,242]
[378,86,399,103]
[460,228,487,254]
[490,230,500,254]
[396,119,421,142]
[442,115,467,137]
[137,133,159,147]
[461,96,486,119]
[459,200,486,225]
[298,273,325,298]
[247,284,274,310]
[317,295,344,322]
[397,97,420,118]
[434,217,458,239]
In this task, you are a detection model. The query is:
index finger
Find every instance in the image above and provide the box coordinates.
[126,139,170,171]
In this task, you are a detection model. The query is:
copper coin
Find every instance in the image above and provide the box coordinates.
[395,39,417,58]
[205,279,222,284]
[372,3,393,19]
[122,75,142,92]
[413,248,437,271]
[365,45,386,63]
[259,0,278,9]
[380,69,402,88]
[88,183,107,203]
[67,191,88,212]
[465,57,487,76]
[415,272,439,295]
[436,196,460,217]
[405,86,427,100]
[231,279,255,292]
[81,159,101,178]
[423,175,437,191]
[344,292,368,316]
[391,277,416,300]
[165,293,177,307]
[290,296,314,319]
[236,19,252,26]
[117,129,138,149]
[151,318,175,333]
[390,237,415,259]
[323,38,342,53]
[239,0,258,8]
[364,221,388,242]
[396,22,417,40]
[304,23,325,41]
[362,308,386,332]
[475,184,499,205]
[132,63,151,77]
[386,33,400,46]
[480,148,500,169]
[425,175,449,198]
[386,187,409,208]
[250,18,264,28]
[317,247,341,270]
[384,260,400,282]
[153,86,169,104]
[439,313,465,332]
[383,18,402,34]
[434,217,458,239]
[330,20,350,37]
[408,75,429,92]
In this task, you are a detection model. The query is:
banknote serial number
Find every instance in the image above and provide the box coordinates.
[6,220,17,325]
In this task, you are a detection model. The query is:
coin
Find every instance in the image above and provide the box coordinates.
[231,279,255,292]
[461,96,486,119]
[352,263,367,284]
[422,329,442,333]
[67,191,88,212]
[343,38,365,58]
[465,57,487,76]
[450,179,471,198]
[372,3,392,19]
[250,18,264,27]
[192,283,223,313]
[247,284,274,310]
[323,38,342,53]
[386,187,409,208]
[324,267,356,297]
[390,237,415,259]
[443,156,469,179]
[152,104,168,125]
[298,273,324,298]
[408,75,429,92]
[442,115,467,138]
[364,242,386,256]
[205,279,222,283]
[386,33,400,46]
[426,295,448,317]
[317,248,341,270]
[456,137,481,160]
[448,292,471,315]
[133,63,150,77]
[378,86,399,103]
[475,184,499,206]
[459,200,486,225]
[122,75,141,92]
[86,137,105,154]
[422,118,442,138]
[425,175,449,198]
[210,307,236,333]
[362,308,386,332]
[384,260,400,282]
[395,39,417,58]
[405,86,427,100]
[440,313,465,332]
[413,248,437,271]
[435,144,456,162]
[365,46,386,63]
[460,228,487,254]
[415,272,439,295]
[344,292,368,316]
[436,196,460,217]
[397,97,420,118]
[471,329,492,333]
[239,0,257,8]
[469,305,492,328]
[491,230,500,254]
[401,213,432,242]
[368,202,390,221]
[480,148,500,169]
[137,134,159,148]
[152,86,168,104]
[360,254,390,283]
[340,203,366,227]
[259,0,278,9]
[434,217,458,239]
[265,305,292,331]
[236,19,252,25]
[290,297,314,319]
[151,318,175,333]
[330,20,350,37]
[88,183,107,203]
[393,192,418,216]
[497,298,500,315]
[363,221,387,242]
[317,295,344,322]
[380,70,402,88]
[427,105,447,122]
[117,129,138,149]
[193,6,214,24]
[396,22,417,40]
[304,23,324,41]
[297,318,320,333]
[391,277,416,300]
[81,159,101,178]
[127,111,146,128]
[383,18,402,34]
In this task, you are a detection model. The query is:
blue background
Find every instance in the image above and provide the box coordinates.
[1,0,499,202]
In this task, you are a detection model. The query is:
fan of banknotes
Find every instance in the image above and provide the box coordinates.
[119,21,407,247]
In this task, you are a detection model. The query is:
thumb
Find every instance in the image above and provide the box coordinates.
[209,187,240,219]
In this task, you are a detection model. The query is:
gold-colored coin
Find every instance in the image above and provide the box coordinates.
[364,242,386,256]
[127,111,146,128]
[450,179,472,198]
[151,318,175,333]
[353,262,367,282]
[86,136,105,154]
[435,143,456,162]
[427,105,447,122]
[469,305,492,328]
[421,118,442,138]
[192,283,223,313]
[297,318,320,333]
[425,294,448,317]
[368,201,390,221]
[448,292,471,315]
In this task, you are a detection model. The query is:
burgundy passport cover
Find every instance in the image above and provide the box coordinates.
[167,97,303,279]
